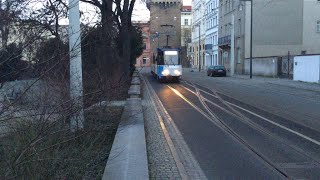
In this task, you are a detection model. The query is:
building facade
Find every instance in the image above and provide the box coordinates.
[191,0,206,69]
[181,6,192,67]
[134,22,151,73]
[204,0,219,68]
[218,0,245,74]
[218,0,320,76]
[181,6,192,46]
[147,0,182,57]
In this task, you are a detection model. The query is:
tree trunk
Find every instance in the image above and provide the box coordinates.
[99,0,114,77]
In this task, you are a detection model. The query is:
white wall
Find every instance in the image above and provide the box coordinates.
[244,57,278,76]
[294,55,320,83]
[302,0,320,54]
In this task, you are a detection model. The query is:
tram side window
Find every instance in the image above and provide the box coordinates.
[157,52,164,65]
[157,54,164,65]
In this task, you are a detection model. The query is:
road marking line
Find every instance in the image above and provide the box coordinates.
[180,84,320,146]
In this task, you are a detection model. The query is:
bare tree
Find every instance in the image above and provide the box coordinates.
[0,0,28,47]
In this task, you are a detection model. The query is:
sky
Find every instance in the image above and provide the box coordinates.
[132,0,192,22]
[43,0,192,25]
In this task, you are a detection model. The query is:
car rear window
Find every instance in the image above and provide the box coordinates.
[214,66,225,70]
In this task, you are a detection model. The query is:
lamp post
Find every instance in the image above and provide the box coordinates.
[240,0,253,78]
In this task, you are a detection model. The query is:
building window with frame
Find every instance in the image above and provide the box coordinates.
[317,20,320,33]
[238,18,242,36]
[143,57,147,64]
[237,48,241,63]
[184,19,188,25]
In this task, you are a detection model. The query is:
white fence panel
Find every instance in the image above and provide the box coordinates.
[293,55,320,83]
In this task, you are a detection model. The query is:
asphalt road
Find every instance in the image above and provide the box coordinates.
[145,72,320,180]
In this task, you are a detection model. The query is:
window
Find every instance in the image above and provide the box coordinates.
[231,0,234,11]
[317,20,320,33]
[225,0,228,13]
[237,48,241,63]
[184,19,188,25]
[238,19,242,35]
[143,57,147,64]
[214,54,217,65]
[143,42,147,50]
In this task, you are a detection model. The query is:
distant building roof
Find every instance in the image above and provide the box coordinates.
[182,6,192,12]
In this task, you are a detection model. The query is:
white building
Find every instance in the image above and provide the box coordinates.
[181,6,192,47]
[191,0,206,69]
[204,0,219,68]
[181,6,193,67]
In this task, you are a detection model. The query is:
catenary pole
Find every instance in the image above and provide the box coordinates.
[230,14,235,76]
[68,0,84,132]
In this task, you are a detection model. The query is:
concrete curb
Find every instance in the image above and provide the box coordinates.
[102,71,149,180]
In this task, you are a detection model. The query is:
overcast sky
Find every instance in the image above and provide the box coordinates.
[57,0,191,24]
[132,0,191,22]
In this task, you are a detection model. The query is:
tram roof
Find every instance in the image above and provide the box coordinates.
[157,48,180,52]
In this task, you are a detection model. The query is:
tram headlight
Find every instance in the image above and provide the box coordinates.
[174,69,181,76]
[161,69,170,76]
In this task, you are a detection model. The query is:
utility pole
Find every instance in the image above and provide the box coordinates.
[287,51,290,78]
[68,0,84,132]
[250,0,253,79]
[198,24,201,72]
[230,14,235,76]
[240,0,253,78]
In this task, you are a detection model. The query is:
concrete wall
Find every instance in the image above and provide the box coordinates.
[244,0,304,58]
[302,0,320,55]
[244,57,278,77]
[294,55,320,83]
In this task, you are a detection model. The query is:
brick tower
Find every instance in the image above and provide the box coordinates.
[147,0,182,55]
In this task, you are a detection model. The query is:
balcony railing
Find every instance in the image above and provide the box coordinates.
[218,35,231,46]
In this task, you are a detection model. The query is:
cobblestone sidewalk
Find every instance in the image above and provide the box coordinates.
[142,85,182,179]
[141,75,207,180]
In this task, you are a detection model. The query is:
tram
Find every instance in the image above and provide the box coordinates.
[151,48,182,82]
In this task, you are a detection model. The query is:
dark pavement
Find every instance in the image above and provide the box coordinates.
[145,72,320,179]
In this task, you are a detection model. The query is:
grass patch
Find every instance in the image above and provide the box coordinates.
[0,106,123,179]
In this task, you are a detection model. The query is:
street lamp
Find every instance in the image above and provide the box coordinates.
[240,0,253,79]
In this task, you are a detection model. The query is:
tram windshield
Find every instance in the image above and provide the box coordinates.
[164,51,179,65]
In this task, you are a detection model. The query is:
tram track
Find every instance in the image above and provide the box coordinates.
[166,80,320,179]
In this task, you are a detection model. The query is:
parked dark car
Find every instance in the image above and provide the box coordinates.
[207,65,226,77]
